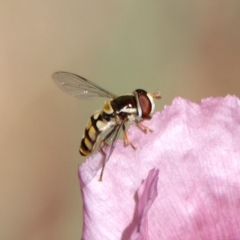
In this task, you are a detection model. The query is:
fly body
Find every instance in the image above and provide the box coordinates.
[52,71,161,181]
[79,106,116,157]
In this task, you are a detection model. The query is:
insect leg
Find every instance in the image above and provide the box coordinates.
[135,119,153,132]
[122,124,136,150]
[99,146,106,182]
[138,122,153,132]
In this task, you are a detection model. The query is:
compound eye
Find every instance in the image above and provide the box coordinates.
[135,89,152,118]
[138,94,151,118]
[135,89,147,95]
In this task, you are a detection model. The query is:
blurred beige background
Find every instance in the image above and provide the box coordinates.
[1,1,240,239]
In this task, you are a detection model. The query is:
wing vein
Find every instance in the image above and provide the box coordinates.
[52,71,117,99]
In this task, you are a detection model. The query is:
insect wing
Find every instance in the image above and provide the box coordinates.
[80,123,123,185]
[101,123,123,159]
[98,121,125,180]
[89,123,123,162]
[52,71,117,99]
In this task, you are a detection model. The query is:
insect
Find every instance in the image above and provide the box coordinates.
[52,71,161,181]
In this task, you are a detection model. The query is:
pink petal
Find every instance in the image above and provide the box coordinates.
[79,95,240,240]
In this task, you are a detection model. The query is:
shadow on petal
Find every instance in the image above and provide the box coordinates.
[121,168,159,240]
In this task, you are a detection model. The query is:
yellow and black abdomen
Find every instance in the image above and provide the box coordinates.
[79,101,115,156]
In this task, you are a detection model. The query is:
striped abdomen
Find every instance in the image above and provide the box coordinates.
[79,102,115,156]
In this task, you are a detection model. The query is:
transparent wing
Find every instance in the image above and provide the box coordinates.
[97,121,124,181]
[101,122,123,161]
[80,122,124,184]
[52,71,117,99]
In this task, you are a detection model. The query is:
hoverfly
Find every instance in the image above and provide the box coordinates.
[52,72,161,181]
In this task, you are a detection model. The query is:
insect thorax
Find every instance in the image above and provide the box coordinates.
[110,95,138,118]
